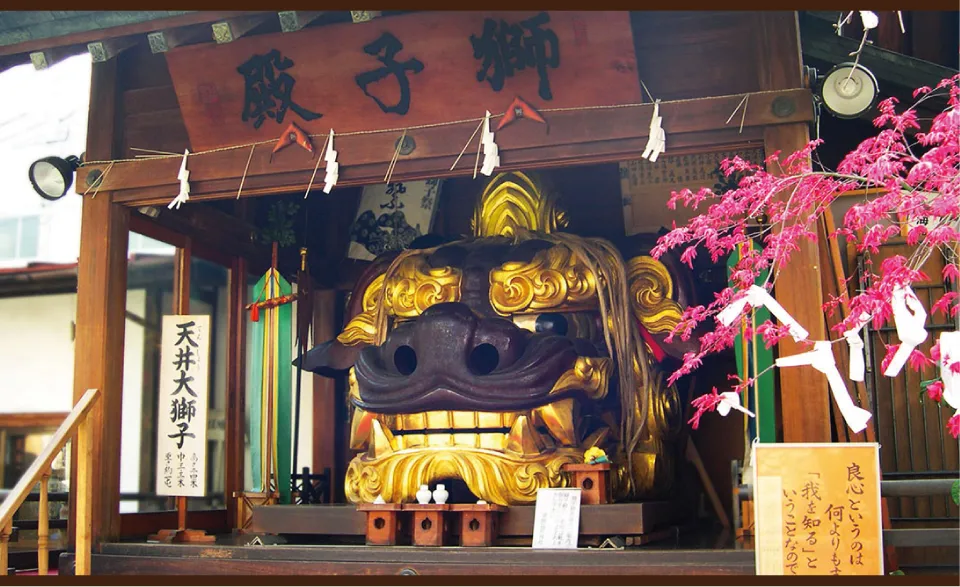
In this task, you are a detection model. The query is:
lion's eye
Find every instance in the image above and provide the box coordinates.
[535,313,568,336]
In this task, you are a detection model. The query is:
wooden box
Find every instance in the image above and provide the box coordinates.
[234,491,278,533]
[401,504,451,547]
[561,463,612,505]
[451,504,507,547]
[357,503,405,546]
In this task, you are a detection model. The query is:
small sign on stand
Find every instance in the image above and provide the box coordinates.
[754,443,883,576]
[151,315,215,543]
[532,488,581,549]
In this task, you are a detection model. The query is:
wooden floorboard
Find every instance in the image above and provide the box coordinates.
[60,543,757,576]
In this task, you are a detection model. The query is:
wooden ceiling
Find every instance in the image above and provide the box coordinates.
[0,11,374,74]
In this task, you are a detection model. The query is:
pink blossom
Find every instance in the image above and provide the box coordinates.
[926,380,944,402]
[650,75,960,429]
[948,413,960,439]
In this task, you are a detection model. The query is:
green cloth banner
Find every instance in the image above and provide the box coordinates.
[727,240,776,443]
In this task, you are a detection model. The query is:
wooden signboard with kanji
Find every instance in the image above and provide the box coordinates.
[754,443,883,576]
[164,11,641,152]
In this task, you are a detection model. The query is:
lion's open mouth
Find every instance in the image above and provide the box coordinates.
[350,398,594,455]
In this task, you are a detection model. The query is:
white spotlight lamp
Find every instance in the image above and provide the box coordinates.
[818,62,879,119]
[28,155,82,201]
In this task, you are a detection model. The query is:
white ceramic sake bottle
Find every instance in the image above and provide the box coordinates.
[416,484,432,504]
[432,484,449,505]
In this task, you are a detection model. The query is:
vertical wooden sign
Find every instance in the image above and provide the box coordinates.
[156,315,211,498]
[754,443,883,576]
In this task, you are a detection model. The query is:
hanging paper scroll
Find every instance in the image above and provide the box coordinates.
[619,147,765,236]
[156,315,211,497]
[754,443,883,576]
[347,179,443,261]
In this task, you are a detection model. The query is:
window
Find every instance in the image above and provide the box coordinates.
[0,216,40,261]
[128,233,175,255]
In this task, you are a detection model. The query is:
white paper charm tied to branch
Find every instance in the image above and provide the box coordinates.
[716,284,810,342]
[480,111,500,177]
[167,149,191,210]
[776,341,873,433]
[939,331,960,412]
[883,286,928,377]
[642,100,665,162]
[323,130,339,194]
[843,312,872,382]
[717,391,756,419]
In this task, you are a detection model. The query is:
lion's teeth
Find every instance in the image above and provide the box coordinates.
[368,419,397,458]
[505,415,546,456]
[535,399,579,446]
[349,408,375,451]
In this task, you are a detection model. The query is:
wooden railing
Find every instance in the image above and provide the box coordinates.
[0,389,99,576]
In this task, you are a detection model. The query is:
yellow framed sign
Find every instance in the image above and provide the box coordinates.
[753,443,883,576]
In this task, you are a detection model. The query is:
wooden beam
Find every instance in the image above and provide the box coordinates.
[69,57,130,547]
[0,12,262,58]
[77,89,812,206]
[277,11,325,33]
[211,15,271,44]
[350,11,381,23]
[146,24,211,54]
[87,37,138,63]
[23,45,86,71]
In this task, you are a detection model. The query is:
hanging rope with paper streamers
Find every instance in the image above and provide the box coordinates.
[81,88,805,175]
[167,149,191,210]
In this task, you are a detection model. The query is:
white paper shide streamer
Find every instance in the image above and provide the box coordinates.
[883,286,928,377]
[167,149,191,210]
[642,100,666,162]
[776,341,873,433]
[323,129,339,194]
[843,312,872,382]
[939,331,960,413]
[717,391,756,419]
[716,284,809,342]
[480,111,500,177]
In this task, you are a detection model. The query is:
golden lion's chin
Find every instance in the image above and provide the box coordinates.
[345,447,584,506]
[344,401,607,505]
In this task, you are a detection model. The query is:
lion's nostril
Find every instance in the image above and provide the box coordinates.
[394,345,418,375]
[468,343,499,375]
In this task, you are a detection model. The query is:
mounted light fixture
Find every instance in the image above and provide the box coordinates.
[817,62,879,119]
[28,154,82,201]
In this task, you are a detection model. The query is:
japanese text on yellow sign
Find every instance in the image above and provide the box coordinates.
[754,443,882,576]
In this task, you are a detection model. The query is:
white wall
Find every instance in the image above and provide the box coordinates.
[0,54,90,269]
[0,293,76,412]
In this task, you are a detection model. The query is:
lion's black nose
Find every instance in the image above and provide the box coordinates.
[381,303,526,378]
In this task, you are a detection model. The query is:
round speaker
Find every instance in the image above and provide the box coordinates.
[819,62,879,119]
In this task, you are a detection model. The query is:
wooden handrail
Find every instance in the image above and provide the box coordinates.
[0,388,99,576]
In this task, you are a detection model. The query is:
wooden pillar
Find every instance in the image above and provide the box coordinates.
[226,256,248,527]
[70,57,129,545]
[312,289,337,501]
[756,12,832,442]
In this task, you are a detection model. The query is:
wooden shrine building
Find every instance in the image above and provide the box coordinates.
[0,9,956,577]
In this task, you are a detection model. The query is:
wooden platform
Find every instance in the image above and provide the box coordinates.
[59,543,756,575]
[248,502,685,543]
